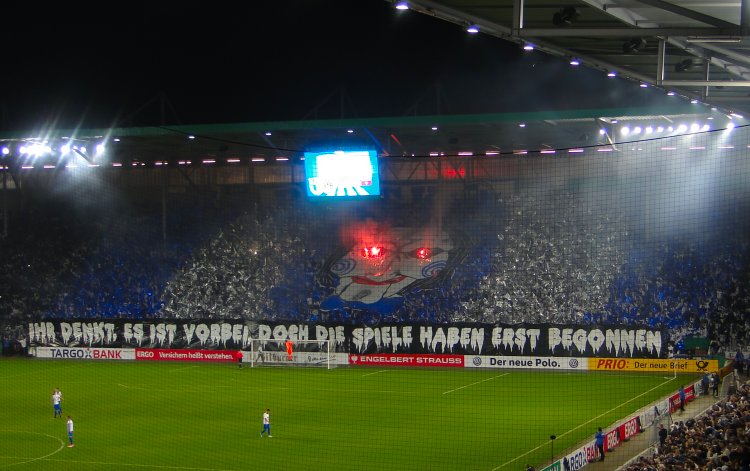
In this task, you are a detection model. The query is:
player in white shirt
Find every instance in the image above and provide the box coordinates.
[52,389,63,418]
[66,416,74,447]
[260,409,272,437]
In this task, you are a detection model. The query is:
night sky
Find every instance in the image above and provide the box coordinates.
[1,0,665,132]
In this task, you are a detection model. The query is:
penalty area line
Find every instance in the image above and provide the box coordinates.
[443,373,509,394]
[6,457,240,471]
[362,369,388,377]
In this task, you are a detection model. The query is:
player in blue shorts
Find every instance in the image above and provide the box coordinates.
[52,389,63,418]
[66,416,74,447]
[260,409,271,437]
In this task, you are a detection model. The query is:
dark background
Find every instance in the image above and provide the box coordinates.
[0,0,668,131]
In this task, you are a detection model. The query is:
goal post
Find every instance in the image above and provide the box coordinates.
[247,339,334,369]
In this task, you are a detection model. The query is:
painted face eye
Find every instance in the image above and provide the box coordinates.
[361,246,386,258]
[411,247,443,259]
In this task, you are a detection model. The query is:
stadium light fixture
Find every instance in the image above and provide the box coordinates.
[466,24,479,34]
[675,59,695,72]
[552,7,579,26]
[569,57,580,66]
[523,43,535,51]
[394,1,408,10]
[622,37,647,54]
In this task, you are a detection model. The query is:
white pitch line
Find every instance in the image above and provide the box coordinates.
[489,375,676,470]
[0,431,64,469]
[0,457,239,471]
[443,373,509,394]
[362,369,388,377]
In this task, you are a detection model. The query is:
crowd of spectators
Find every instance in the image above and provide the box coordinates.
[622,375,750,471]
[1,178,749,351]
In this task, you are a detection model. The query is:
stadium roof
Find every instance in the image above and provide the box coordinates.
[0,104,740,166]
[396,0,750,116]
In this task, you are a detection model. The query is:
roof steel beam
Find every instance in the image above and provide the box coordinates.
[660,80,750,86]
[517,27,731,37]
[630,0,739,30]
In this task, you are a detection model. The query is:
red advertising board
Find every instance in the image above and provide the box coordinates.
[136,348,237,363]
[348,353,464,367]
[668,384,696,413]
[618,417,641,441]
[605,428,620,451]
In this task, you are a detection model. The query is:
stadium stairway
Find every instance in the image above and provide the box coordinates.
[585,392,717,470]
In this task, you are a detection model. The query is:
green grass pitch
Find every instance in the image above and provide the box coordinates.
[0,358,698,471]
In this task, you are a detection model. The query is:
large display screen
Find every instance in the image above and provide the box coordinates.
[303,149,380,199]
